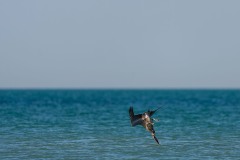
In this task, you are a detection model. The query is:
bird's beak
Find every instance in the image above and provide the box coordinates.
[153,135,160,145]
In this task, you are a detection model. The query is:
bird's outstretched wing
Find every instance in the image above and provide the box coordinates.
[149,107,161,117]
[129,107,143,126]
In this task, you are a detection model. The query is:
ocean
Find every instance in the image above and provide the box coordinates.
[0,89,239,159]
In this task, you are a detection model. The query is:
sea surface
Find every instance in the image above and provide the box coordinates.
[0,89,239,160]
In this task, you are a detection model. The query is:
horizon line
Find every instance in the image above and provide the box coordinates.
[0,87,240,90]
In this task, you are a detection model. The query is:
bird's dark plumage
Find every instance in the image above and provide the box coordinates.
[129,107,143,126]
[129,106,160,145]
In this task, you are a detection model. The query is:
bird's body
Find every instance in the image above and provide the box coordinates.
[129,107,160,144]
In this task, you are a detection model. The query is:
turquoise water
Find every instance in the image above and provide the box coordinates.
[0,89,239,159]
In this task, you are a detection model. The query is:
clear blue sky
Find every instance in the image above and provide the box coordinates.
[0,0,240,89]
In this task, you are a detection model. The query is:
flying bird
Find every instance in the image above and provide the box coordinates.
[129,106,160,144]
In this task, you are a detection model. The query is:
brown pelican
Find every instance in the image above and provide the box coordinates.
[129,106,160,144]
